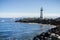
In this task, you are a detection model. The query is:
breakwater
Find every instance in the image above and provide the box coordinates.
[15,17,60,25]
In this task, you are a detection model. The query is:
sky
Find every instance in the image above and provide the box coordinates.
[0,0,60,18]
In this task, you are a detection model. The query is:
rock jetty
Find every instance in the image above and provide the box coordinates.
[15,17,60,25]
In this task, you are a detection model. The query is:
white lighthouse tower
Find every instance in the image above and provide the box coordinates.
[40,7,43,19]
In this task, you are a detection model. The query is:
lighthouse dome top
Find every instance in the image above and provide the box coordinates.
[41,7,43,11]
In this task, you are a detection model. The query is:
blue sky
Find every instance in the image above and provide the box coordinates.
[0,0,60,18]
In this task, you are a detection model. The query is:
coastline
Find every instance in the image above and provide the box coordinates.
[33,25,60,40]
[15,17,60,40]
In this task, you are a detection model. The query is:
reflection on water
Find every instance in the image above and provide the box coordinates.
[0,18,55,40]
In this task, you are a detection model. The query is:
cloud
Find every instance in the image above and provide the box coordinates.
[0,12,40,18]
[0,12,60,18]
[44,13,60,17]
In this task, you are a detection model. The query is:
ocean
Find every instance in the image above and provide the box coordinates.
[0,18,55,40]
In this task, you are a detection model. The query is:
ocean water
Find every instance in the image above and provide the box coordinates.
[0,18,55,40]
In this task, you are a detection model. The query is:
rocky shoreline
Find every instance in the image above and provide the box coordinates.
[15,17,60,40]
[15,17,60,25]
[33,25,60,40]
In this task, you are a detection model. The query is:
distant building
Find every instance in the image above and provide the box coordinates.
[40,7,43,19]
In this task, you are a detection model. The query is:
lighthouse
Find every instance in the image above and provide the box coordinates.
[40,7,43,19]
